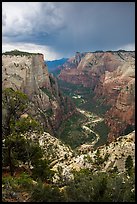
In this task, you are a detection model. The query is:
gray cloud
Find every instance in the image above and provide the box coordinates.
[2,12,6,26]
[51,2,135,56]
[2,2,135,59]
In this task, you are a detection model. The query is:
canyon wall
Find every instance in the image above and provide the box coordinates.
[2,52,75,135]
[58,51,135,141]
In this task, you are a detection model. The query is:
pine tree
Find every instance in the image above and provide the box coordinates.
[125,155,133,176]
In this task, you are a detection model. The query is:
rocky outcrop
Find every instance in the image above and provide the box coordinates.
[27,130,135,182]
[60,52,86,71]
[58,51,135,141]
[2,51,75,135]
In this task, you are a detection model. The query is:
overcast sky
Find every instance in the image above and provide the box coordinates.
[2,2,135,60]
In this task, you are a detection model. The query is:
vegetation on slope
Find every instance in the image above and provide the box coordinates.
[56,79,111,148]
[3,49,41,56]
[2,88,56,202]
[93,121,110,148]
[64,168,135,202]
[58,79,111,116]
[57,112,96,149]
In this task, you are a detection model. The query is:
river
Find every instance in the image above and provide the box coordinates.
[76,108,104,147]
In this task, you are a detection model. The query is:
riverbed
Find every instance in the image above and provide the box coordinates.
[76,108,104,148]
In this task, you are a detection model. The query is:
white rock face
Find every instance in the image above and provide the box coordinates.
[2,53,75,132]
[2,55,50,90]
[24,130,135,183]
[2,54,51,109]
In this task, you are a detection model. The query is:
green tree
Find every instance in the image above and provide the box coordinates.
[2,88,44,176]
[64,169,135,202]
[106,171,135,202]
[64,170,108,202]
[32,159,54,182]
[3,134,44,176]
[94,149,104,166]
[125,155,133,176]
[2,88,28,137]
[11,117,43,134]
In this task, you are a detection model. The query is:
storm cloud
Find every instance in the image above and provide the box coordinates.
[2,2,135,60]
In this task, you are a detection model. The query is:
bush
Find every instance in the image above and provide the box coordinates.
[3,134,44,177]
[32,159,54,182]
[64,169,135,202]
[125,155,133,176]
[2,173,33,190]
[12,117,43,134]
[14,172,33,189]
[2,88,29,137]
[30,181,65,202]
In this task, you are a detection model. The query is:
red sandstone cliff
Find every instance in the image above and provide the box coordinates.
[58,51,135,141]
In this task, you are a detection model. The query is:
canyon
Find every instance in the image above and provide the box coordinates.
[2,50,135,152]
[58,50,135,142]
[2,50,135,202]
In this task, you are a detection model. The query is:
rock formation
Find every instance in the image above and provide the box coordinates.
[2,51,75,135]
[25,130,135,182]
[58,51,135,141]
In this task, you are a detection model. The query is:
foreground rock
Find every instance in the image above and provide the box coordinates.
[25,130,135,183]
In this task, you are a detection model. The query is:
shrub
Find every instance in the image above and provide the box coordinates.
[32,159,54,182]
[125,155,133,176]
[30,181,65,202]
[64,169,135,202]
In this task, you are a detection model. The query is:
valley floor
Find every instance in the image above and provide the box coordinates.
[76,108,103,148]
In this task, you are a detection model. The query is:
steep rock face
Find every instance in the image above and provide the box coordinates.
[2,52,75,134]
[58,51,135,141]
[94,52,135,141]
[60,52,86,70]
[59,51,123,88]
[105,85,135,141]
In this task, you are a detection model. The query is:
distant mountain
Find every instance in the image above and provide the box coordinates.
[45,58,68,72]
